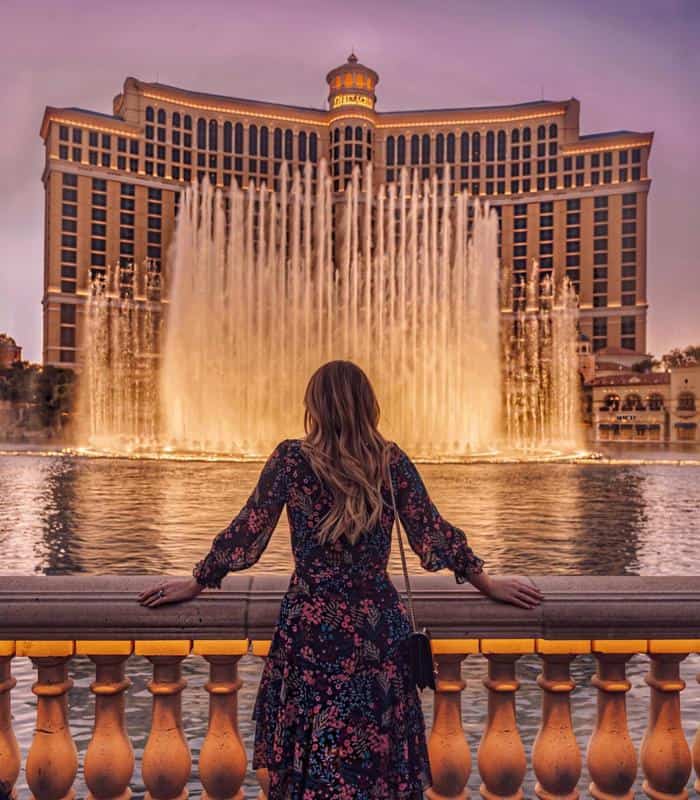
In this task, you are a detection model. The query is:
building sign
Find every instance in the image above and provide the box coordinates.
[331,94,374,110]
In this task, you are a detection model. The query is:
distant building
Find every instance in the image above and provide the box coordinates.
[671,366,700,442]
[0,334,22,367]
[591,363,699,443]
[39,54,653,367]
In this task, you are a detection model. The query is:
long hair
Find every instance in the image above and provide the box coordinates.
[300,360,393,546]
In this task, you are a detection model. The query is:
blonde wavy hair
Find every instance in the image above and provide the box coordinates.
[300,360,393,546]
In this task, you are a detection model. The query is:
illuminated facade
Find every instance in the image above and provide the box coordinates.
[40,53,653,367]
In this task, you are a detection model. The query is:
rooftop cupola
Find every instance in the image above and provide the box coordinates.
[326,53,379,112]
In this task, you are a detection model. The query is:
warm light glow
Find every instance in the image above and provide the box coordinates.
[563,140,651,155]
[47,115,140,138]
[331,93,375,110]
[375,108,567,129]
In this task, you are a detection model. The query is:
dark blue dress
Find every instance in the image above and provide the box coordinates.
[193,438,484,799]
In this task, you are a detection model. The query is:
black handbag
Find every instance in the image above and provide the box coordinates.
[388,455,437,692]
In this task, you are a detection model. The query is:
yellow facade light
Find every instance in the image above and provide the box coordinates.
[47,115,140,139]
[563,141,651,156]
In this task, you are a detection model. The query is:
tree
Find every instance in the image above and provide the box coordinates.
[0,361,75,432]
[661,345,700,369]
[631,355,660,373]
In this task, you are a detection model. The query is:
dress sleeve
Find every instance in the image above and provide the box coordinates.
[192,439,289,588]
[390,444,484,584]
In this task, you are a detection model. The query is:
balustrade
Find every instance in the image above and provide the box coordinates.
[1,575,699,798]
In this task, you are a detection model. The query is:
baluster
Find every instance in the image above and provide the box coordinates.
[136,642,192,800]
[426,640,478,800]
[533,641,586,800]
[586,643,639,800]
[251,641,270,800]
[20,641,77,800]
[0,645,20,800]
[693,666,700,794]
[477,640,531,800]
[193,640,248,800]
[77,642,134,800]
[640,645,692,800]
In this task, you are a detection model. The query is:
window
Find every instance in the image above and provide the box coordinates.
[397,136,406,165]
[472,132,481,160]
[410,135,419,165]
[446,133,455,163]
[678,392,696,412]
[647,393,664,411]
[284,130,293,161]
[435,133,444,164]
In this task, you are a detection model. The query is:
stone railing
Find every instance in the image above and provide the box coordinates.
[1,575,699,799]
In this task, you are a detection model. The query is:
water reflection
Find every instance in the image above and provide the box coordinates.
[2,452,700,798]
[2,454,700,577]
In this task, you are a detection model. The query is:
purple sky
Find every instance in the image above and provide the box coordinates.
[2,0,699,361]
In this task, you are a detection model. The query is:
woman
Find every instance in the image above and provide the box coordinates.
[138,360,543,799]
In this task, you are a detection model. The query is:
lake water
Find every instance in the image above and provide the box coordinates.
[2,445,699,797]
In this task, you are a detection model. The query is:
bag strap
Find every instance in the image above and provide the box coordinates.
[387,444,417,632]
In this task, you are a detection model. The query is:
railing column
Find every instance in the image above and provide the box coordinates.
[77,642,135,800]
[693,665,700,794]
[136,642,192,800]
[0,644,20,800]
[21,642,78,800]
[251,642,271,800]
[586,644,639,800]
[477,640,532,800]
[640,644,692,800]
[194,641,248,800]
[426,641,478,800]
[532,641,587,800]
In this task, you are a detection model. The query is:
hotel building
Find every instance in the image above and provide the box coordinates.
[40,54,653,367]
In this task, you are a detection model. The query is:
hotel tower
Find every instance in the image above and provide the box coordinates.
[40,54,653,367]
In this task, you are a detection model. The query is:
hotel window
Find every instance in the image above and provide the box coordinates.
[538,201,554,282]
[621,316,636,351]
[592,318,607,351]
[147,191,162,266]
[512,203,528,305]
[472,132,481,161]
[397,135,406,166]
[209,120,218,150]
[436,134,444,164]
[386,136,395,182]
[486,131,495,161]
[620,193,637,305]
[284,130,293,161]
[410,135,419,165]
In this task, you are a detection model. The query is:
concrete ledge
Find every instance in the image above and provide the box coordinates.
[0,574,699,641]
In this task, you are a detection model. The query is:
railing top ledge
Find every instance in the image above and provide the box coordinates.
[1,574,699,641]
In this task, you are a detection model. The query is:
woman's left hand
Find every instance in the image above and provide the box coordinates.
[138,577,204,608]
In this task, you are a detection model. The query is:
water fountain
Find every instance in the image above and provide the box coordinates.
[80,160,582,459]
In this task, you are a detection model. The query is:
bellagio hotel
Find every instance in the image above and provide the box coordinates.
[40,54,653,367]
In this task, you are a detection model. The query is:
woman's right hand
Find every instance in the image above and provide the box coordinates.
[484,575,543,609]
[468,569,543,608]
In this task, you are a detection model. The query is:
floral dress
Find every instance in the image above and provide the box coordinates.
[193,438,484,800]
